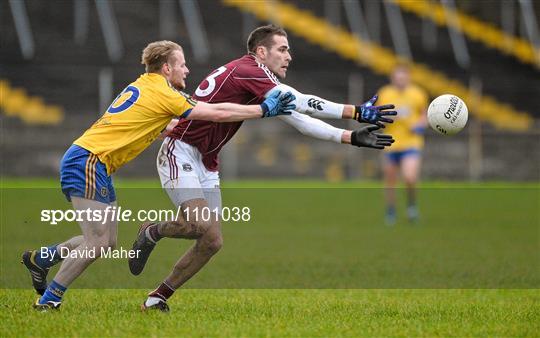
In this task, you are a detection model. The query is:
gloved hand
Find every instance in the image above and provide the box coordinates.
[260,91,296,118]
[351,125,395,149]
[353,95,397,128]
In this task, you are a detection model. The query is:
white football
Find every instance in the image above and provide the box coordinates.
[427,94,468,135]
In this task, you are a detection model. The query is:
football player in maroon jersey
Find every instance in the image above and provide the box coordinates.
[129,25,396,311]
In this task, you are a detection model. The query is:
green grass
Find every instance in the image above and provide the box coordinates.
[1,178,539,336]
[2,176,539,188]
[1,289,538,337]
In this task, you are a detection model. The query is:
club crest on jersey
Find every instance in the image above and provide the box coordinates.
[182,163,193,172]
[307,98,324,111]
[100,187,108,197]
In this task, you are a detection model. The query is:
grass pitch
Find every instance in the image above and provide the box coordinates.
[1,178,539,336]
[1,289,539,337]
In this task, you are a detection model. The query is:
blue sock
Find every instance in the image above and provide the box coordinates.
[34,244,62,269]
[39,280,67,304]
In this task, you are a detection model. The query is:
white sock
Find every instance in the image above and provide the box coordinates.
[145,296,164,307]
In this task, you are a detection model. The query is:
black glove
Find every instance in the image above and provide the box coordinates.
[351,125,395,149]
[353,95,397,128]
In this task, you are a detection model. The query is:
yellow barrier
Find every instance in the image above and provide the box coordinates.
[392,0,540,68]
[223,0,533,131]
[0,79,64,125]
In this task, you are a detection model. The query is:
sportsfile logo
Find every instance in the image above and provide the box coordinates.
[40,206,251,225]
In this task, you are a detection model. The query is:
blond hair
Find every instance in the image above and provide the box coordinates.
[141,40,183,73]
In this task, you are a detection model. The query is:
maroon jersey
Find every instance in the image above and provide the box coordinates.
[169,55,279,171]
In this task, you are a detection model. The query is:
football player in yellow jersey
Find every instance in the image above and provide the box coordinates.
[378,64,428,225]
[22,40,296,310]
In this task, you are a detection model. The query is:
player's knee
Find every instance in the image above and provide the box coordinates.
[206,237,223,255]
[189,218,213,238]
[200,230,223,255]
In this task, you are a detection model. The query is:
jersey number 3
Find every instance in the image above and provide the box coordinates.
[195,66,227,97]
[107,85,140,114]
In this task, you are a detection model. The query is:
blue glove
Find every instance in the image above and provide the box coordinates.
[260,91,296,118]
[354,95,397,128]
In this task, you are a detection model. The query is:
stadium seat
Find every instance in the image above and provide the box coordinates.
[0,79,64,125]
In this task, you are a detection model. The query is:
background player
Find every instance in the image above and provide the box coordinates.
[21,40,296,310]
[128,25,397,312]
[377,64,428,225]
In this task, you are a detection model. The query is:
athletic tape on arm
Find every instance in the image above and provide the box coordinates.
[267,84,344,119]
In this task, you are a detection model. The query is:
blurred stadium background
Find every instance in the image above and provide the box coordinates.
[1,0,539,182]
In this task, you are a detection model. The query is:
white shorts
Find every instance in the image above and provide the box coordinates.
[157,137,222,212]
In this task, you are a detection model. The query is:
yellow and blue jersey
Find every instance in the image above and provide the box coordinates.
[377,84,428,152]
[60,73,196,204]
[74,73,196,174]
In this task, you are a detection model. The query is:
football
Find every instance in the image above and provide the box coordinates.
[427,94,468,135]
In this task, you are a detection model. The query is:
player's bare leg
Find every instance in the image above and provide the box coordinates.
[141,216,222,312]
[58,235,85,251]
[164,217,222,287]
[401,155,421,223]
[383,158,399,225]
[54,198,117,286]
[129,198,212,276]
[159,199,211,238]
[131,197,223,311]
[34,197,117,309]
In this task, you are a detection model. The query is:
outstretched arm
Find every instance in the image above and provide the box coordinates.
[187,91,295,122]
[278,111,394,149]
[278,111,348,143]
[186,101,265,122]
[269,84,397,127]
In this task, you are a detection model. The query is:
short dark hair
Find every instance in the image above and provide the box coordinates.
[247,24,287,54]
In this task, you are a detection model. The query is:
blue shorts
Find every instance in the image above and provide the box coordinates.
[385,148,421,165]
[60,144,116,204]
